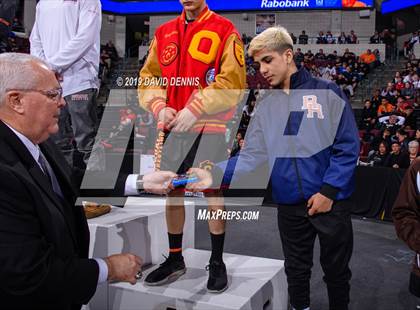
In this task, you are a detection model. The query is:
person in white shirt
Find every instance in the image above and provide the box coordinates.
[30,0,103,171]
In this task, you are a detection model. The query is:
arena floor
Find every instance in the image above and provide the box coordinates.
[195,204,418,310]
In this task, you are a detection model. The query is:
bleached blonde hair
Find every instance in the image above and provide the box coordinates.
[248,26,294,57]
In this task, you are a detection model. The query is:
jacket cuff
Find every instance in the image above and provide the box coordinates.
[320,183,339,201]
[210,165,225,190]
[148,97,166,119]
[186,96,205,119]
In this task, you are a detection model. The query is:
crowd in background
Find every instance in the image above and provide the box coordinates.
[358,59,420,168]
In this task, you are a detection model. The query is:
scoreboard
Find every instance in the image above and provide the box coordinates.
[101,0,374,14]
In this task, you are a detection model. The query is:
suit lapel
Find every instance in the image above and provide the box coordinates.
[0,121,79,247]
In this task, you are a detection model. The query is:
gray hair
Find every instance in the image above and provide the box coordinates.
[409,140,419,148]
[0,53,48,105]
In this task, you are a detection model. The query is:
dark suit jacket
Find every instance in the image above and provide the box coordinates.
[0,120,99,310]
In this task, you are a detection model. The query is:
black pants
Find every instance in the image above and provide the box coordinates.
[277,200,353,310]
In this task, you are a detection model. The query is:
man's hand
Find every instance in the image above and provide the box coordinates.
[143,171,177,195]
[105,253,143,285]
[307,192,333,216]
[186,168,213,192]
[158,107,177,128]
[169,108,197,132]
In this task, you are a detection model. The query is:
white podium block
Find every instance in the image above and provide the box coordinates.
[87,197,195,310]
[88,197,195,264]
[109,248,287,310]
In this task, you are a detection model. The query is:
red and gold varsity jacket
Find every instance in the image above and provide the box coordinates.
[138,6,246,133]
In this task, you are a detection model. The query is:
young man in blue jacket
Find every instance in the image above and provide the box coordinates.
[188,26,359,310]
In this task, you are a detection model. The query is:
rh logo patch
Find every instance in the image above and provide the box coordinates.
[161,43,179,66]
[302,95,324,119]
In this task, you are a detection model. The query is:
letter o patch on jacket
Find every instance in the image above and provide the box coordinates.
[188,30,221,64]
[161,42,179,66]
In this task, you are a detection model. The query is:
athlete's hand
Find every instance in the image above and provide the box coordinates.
[169,108,197,132]
[186,168,212,192]
[158,107,177,128]
[307,192,333,216]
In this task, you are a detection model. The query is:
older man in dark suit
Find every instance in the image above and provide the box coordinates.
[0,53,176,310]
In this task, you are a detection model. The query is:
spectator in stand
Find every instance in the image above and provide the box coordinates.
[327,50,338,62]
[367,141,390,167]
[371,128,392,151]
[401,82,415,100]
[360,49,376,70]
[342,66,357,96]
[395,128,410,152]
[405,31,419,58]
[11,17,24,32]
[408,140,419,164]
[373,49,382,67]
[416,129,420,144]
[393,71,402,83]
[243,100,256,119]
[348,30,358,44]
[381,28,396,60]
[294,48,304,64]
[298,30,308,44]
[323,63,336,80]
[104,40,119,61]
[404,107,416,130]
[412,74,420,89]
[316,31,326,44]
[290,33,297,44]
[325,31,335,44]
[355,62,370,78]
[360,99,377,131]
[314,48,327,61]
[395,96,412,116]
[402,62,413,76]
[304,49,314,62]
[377,97,395,117]
[385,141,410,169]
[395,77,405,91]
[135,112,153,141]
[336,73,351,97]
[230,138,244,157]
[403,71,414,84]
[381,83,397,102]
[370,31,382,44]
[231,132,243,152]
[338,32,347,44]
[371,89,382,109]
[342,49,356,63]
[378,114,403,135]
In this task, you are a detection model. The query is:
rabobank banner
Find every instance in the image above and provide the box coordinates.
[101,0,373,14]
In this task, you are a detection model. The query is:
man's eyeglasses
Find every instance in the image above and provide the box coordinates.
[6,88,63,102]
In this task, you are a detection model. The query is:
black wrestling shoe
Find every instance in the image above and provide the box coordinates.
[206,261,228,293]
[144,256,186,286]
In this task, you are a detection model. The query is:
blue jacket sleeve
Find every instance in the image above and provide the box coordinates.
[214,110,269,188]
[320,84,359,200]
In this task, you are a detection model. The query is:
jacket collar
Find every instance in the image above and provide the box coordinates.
[180,5,211,24]
[290,66,312,89]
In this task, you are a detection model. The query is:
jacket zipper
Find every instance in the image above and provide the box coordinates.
[286,92,306,203]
